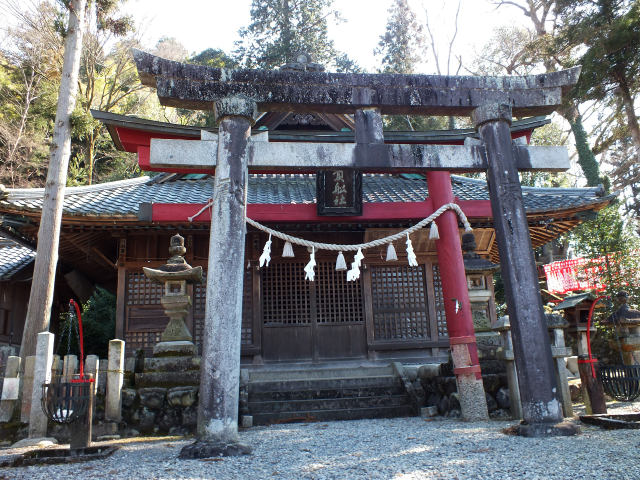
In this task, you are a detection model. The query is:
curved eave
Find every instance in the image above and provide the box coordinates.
[132,49,581,116]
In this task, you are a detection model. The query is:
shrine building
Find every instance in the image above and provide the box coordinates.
[0,110,613,365]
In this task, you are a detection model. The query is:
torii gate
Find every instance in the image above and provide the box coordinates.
[133,50,580,456]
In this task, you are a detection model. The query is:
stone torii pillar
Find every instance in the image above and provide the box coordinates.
[179,98,256,458]
[473,104,576,436]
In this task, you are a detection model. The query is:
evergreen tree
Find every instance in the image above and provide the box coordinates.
[556,0,640,188]
[234,0,339,69]
[375,0,425,74]
[374,0,444,131]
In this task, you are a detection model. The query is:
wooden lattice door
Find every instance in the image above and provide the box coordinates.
[260,261,366,361]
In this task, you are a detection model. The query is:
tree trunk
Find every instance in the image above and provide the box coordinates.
[617,78,640,157]
[20,0,87,359]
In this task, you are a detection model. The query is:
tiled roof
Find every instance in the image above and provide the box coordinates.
[0,174,610,218]
[0,238,35,280]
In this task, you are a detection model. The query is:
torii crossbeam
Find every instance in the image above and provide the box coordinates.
[133,50,580,456]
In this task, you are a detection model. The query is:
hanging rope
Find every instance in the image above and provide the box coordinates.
[244,202,472,252]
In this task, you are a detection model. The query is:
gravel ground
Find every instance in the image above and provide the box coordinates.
[1,402,639,480]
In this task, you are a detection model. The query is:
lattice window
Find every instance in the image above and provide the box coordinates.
[370,265,430,341]
[126,272,163,305]
[315,262,363,324]
[192,270,254,349]
[125,331,161,355]
[262,262,311,325]
[432,264,448,337]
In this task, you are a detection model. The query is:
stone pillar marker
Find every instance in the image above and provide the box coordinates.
[29,332,54,438]
[63,354,78,382]
[180,96,256,459]
[85,355,100,396]
[493,316,523,419]
[546,314,573,417]
[20,355,36,423]
[472,103,577,436]
[106,339,125,422]
[0,356,21,422]
[576,325,607,414]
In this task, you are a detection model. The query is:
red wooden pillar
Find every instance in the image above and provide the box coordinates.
[426,170,488,420]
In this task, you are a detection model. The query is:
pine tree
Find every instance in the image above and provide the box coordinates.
[235,0,339,69]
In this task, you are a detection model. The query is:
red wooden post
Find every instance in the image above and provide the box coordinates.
[426,170,488,420]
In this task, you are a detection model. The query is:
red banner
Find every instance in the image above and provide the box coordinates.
[543,257,606,294]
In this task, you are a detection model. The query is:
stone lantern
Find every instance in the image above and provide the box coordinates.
[143,234,203,357]
[461,233,500,332]
[605,291,640,366]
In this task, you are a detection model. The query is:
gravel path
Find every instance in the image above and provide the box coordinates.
[1,403,639,480]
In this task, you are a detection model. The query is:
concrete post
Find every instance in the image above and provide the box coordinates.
[546,315,573,417]
[85,355,99,396]
[29,332,54,438]
[472,104,573,436]
[183,97,256,459]
[493,316,522,420]
[426,170,488,421]
[106,339,125,422]
[62,354,78,382]
[0,356,21,422]
[20,356,35,423]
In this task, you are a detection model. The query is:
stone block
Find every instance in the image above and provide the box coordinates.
[153,341,197,358]
[121,388,138,408]
[134,370,200,388]
[167,386,198,408]
[138,387,167,409]
[420,406,438,418]
[485,392,498,412]
[566,356,579,376]
[158,408,181,432]
[417,364,440,380]
[181,406,198,427]
[240,415,253,428]
[496,387,511,410]
[144,356,200,373]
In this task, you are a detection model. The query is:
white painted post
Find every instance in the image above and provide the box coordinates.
[29,332,54,438]
[20,356,35,423]
[106,339,124,421]
[0,356,21,422]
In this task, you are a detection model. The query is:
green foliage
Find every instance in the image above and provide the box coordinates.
[81,287,117,358]
[189,48,238,69]
[568,114,607,188]
[234,0,340,69]
[57,288,116,359]
[556,0,640,101]
[568,204,640,305]
[375,0,425,74]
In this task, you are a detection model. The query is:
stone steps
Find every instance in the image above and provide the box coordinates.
[251,404,415,425]
[245,364,416,425]
[249,394,410,414]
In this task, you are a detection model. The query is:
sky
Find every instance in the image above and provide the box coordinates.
[122,0,529,73]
